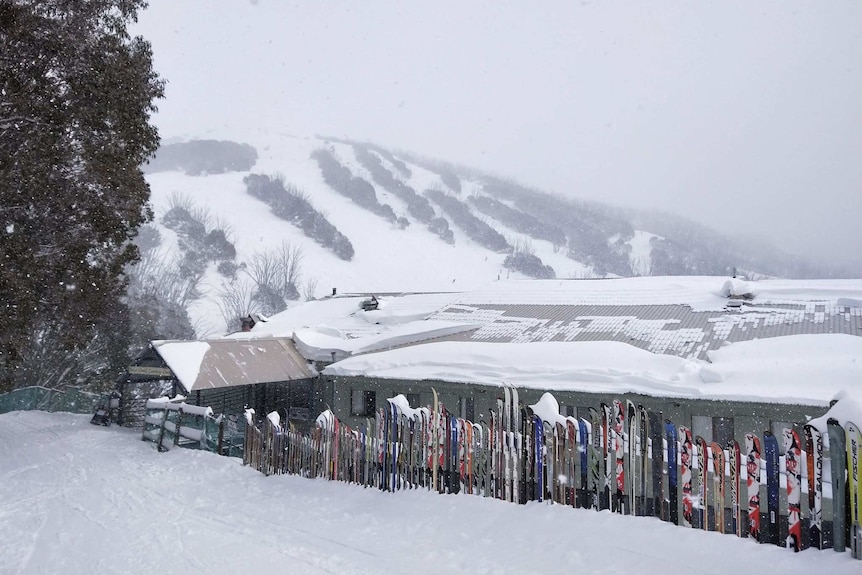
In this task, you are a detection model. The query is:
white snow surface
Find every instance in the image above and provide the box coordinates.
[252,275,862,343]
[236,292,464,339]
[451,276,862,312]
[225,274,862,407]
[809,391,862,432]
[323,335,862,407]
[293,319,479,362]
[144,130,862,338]
[145,135,594,336]
[530,392,568,427]
[3,410,860,575]
[700,334,862,404]
[151,340,210,389]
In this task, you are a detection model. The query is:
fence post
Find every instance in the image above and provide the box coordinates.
[173,407,183,446]
[156,405,168,453]
[242,423,249,466]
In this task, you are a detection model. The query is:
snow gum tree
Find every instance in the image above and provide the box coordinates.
[0,1,164,391]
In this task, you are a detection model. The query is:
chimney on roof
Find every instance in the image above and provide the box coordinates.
[332,287,337,297]
[240,315,255,332]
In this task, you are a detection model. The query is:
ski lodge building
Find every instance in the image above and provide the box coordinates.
[118,276,862,447]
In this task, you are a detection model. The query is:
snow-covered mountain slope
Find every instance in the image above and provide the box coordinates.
[142,134,842,337]
[145,135,588,335]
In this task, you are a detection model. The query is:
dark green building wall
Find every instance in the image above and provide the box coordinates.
[321,374,825,448]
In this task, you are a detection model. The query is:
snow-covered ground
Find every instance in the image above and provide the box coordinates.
[2,410,859,575]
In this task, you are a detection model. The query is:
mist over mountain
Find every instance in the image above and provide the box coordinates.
[139,134,854,338]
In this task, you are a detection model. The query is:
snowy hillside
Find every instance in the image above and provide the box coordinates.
[3,410,859,575]
[145,135,589,336]
[142,134,842,337]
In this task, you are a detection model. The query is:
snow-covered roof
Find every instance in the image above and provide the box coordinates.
[159,276,862,406]
[293,319,480,362]
[307,277,862,407]
[449,276,862,310]
[229,291,471,362]
[429,277,862,359]
[250,277,862,364]
[323,334,862,407]
[153,337,316,393]
[235,291,463,340]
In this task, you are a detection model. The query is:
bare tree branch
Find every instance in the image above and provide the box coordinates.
[215,278,258,333]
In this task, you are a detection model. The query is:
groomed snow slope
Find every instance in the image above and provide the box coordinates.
[2,411,859,575]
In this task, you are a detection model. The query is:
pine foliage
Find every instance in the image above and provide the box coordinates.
[0,0,164,390]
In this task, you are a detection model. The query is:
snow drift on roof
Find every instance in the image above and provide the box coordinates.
[293,320,480,361]
[152,340,210,389]
[323,334,862,406]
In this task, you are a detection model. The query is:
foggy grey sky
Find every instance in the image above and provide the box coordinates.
[134,1,862,272]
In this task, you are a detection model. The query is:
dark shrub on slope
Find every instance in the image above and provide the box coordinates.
[469,195,566,248]
[244,173,355,261]
[311,148,397,224]
[482,177,633,275]
[353,145,457,243]
[353,145,435,223]
[425,188,509,253]
[503,251,555,279]
[428,217,455,244]
[145,140,258,175]
[366,145,412,178]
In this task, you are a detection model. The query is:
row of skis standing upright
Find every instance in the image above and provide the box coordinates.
[249,385,862,560]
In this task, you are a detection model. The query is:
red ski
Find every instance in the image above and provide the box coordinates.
[679,426,694,528]
[782,428,803,551]
[745,433,762,541]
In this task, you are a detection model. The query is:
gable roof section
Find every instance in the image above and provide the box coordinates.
[152,337,317,393]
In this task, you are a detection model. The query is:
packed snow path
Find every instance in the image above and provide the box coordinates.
[1,411,857,575]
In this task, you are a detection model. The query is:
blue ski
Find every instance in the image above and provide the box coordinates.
[665,420,679,525]
[763,431,781,546]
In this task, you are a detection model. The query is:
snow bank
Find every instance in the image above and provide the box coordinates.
[5,410,860,574]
